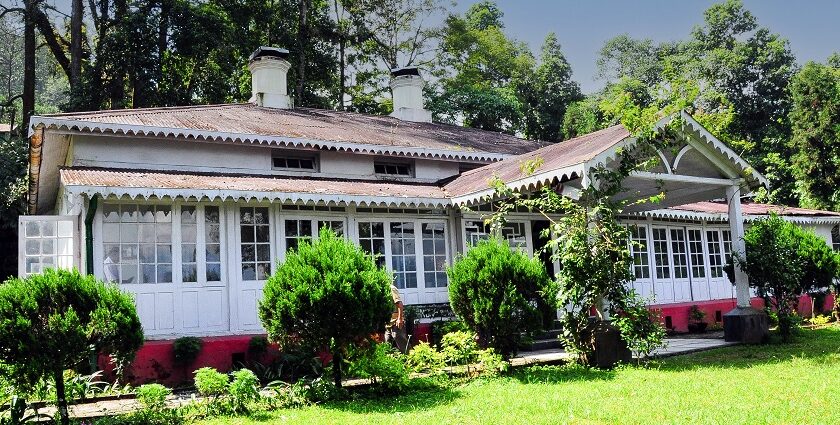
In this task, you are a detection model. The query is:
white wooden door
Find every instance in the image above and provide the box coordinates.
[668,227,692,302]
[686,227,711,301]
[233,205,273,333]
[650,227,675,303]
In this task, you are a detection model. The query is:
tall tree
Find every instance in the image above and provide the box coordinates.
[430,1,534,133]
[520,32,582,142]
[788,59,840,210]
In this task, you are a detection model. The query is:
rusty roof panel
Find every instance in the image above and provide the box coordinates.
[40,104,546,156]
[61,167,449,200]
[444,124,630,197]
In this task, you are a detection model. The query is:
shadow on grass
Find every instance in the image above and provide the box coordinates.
[321,379,462,414]
[655,326,840,372]
[509,363,616,385]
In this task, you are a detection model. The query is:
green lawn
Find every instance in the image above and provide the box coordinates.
[201,326,840,425]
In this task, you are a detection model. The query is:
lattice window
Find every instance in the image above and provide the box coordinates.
[629,225,650,279]
[390,222,417,289]
[670,228,689,279]
[19,216,76,277]
[706,230,724,278]
[687,229,706,279]
[240,207,271,280]
[358,222,386,268]
[652,228,671,279]
[102,204,172,284]
[422,223,448,288]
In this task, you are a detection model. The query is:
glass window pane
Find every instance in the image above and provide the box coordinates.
[181,206,197,224]
[182,264,197,283]
[182,244,196,263]
[157,265,172,283]
[206,263,221,281]
[255,225,270,243]
[206,244,221,262]
[40,221,56,237]
[138,205,154,223]
[206,206,220,223]
[120,265,137,284]
[103,204,120,222]
[156,244,172,263]
[141,264,156,283]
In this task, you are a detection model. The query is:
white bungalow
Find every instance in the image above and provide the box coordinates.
[20,47,840,363]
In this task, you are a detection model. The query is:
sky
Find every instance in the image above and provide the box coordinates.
[452,0,840,93]
[41,0,840,94]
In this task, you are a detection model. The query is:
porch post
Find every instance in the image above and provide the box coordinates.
[723,183,769,343]
[725,185,751,308]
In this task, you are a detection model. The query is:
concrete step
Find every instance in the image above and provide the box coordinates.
[521,337,563,352]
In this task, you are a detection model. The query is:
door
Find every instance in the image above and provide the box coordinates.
[233,205,273,332]
[669,228,692,302]
[686,228,711,301]
[628,224,654,299]
[650,227,674,303]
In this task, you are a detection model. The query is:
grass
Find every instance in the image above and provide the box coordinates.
[199,326,840,425]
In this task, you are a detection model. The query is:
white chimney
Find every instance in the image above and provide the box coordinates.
[390,67,432,123]
[248,46,292,109]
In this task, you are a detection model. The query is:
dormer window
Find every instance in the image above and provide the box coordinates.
[374,161,413,177]
[272,151,318,171]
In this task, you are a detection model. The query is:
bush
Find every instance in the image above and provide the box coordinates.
[612,294,666,361]
[347,342,409,393]
[0,268,144,425]
[735,214,840,341]
[429,320,469,347]
[248,336,269,357]
[172,337,203,367]
[406,342,446,373]
[259,228,393,388]
[440,331,478,366]
[476,348,508,377]
[135,383,171,411]
[193,367,228,398]
[227,369,260,414]
[448,238,558,358]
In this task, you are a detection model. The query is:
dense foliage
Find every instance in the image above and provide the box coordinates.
[259,228,393,387]
[0,268,144,425]
[447,238,557,358]
[734,215,840,341]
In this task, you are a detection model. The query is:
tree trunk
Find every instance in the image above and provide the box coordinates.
[338,38,345,110]
[295,0,310,106]
[332,347,342,389]
[54,369,69,425]
[22,0,36,136]
[70,0,83,88]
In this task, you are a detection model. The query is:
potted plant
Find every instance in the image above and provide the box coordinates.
[687,305,707,333]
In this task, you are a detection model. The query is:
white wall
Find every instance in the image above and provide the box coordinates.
[71,135,461,182]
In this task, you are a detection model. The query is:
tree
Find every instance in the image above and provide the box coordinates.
[258,228,393,388]
[0,268,144,425]
[447,238,557,358]
[595,34,668,88]
[788,59,840,210]
[734,215,840,341]
[520,33,582,142]
[430,0,534,133]
[562,96,603,140]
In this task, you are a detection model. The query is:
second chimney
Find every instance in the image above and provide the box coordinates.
[390,67,432,123]
[249,46,292,109]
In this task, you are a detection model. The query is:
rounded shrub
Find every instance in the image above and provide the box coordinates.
[259,228,393,387]
[447,238,558,358]
[193,367,228,397]
[0,268,144,425]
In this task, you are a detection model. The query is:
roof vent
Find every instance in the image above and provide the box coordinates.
[248,46,292,109]
[389,67,432,123]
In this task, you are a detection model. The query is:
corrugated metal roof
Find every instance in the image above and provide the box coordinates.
[444,124,630,197]
[670,200,840,217]
[34,103,546,157]
[60,167,449,206]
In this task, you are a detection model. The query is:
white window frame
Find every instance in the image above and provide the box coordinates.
[461,218,533,254]
[18,215,79,277]
[354,217,451,295]
[178,203,226,287]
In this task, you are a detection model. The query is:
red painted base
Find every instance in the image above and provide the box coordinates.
[101,294,833,384]
[652,293,835,333]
